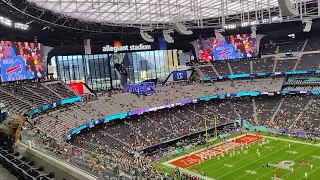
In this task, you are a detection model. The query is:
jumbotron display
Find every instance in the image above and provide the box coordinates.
[197,34,257,62]
[0,41,46,82]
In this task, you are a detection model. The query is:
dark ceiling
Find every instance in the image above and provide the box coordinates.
[0,0,319,47]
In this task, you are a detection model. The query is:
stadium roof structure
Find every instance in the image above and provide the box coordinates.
[1,0,320,46]
[26,0,318,29]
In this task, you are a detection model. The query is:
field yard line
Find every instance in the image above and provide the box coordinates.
[215,143,302,180]
[203,140,283,174]
[162,161,215,180]
[254,146,319,180]
[165,133,248,164]
[234,144,310,180]
[281,155,319,179]
[257,134,320,147]
[298,166,320,180]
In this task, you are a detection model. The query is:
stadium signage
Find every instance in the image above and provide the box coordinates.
[102,44,152,53]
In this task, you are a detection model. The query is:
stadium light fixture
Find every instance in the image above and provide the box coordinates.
[241,22,250,27]
[0,16,29,30]
[223,24,236,29]
[250,21,260,26]
[271,16,282,22]
[14,23,29,30]
[0,16,12,27]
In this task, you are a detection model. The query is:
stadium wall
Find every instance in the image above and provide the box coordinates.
[19,143,97,180]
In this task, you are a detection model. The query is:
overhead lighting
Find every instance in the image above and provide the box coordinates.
[0,16,29,30]
[241,22,250,27]
[262,19,269,23]
[15,23,29,30]
[223,24,236,29]
[250,20,259,26]
[271,16,282,22]
[0,16,12,27]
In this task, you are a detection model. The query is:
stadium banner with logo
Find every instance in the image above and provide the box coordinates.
[68,82,84,95]
[172,70,188,81]
[0,41,46,82]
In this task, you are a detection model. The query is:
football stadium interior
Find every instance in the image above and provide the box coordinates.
[1,0,320,180]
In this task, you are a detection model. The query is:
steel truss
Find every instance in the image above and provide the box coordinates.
[23,0,320,30]
[1,0,319,34]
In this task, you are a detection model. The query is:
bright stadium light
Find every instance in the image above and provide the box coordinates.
[0,16,12,27]
[223,24,236,29]
[250,21,260,26]
[241,22,250,27]
[0,16,29,30]
[271,16,282,22]
[14,23,29,30]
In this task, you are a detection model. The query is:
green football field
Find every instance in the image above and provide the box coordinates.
[161,134,320,180]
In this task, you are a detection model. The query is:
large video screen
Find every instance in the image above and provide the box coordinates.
[197,34,257,62]
[0,41,46,82]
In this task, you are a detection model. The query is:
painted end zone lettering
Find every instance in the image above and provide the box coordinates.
[169,134,262,168]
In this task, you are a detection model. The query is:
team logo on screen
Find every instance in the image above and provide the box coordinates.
[215,45,235,60]
[6,64,22,74]
[1,56,26,81]
[177,72,184,80]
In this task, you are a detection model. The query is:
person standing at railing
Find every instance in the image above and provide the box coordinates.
[0,114,28,149]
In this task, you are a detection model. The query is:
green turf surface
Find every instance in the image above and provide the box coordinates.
[161,133,320,180]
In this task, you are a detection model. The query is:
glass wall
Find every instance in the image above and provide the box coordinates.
[51,50,180,91]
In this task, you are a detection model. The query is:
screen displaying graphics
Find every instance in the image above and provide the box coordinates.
[127,82,156,94]
[0,41,46,82]
[197,34,257,62]
[172,70,188,81]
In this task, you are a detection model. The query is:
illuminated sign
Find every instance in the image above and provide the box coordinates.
[102,42,152,53]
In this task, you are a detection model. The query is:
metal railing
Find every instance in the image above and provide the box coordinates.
[20,128,134,180]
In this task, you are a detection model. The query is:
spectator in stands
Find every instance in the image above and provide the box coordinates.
[0,114,27,148]
[26,65,35,79]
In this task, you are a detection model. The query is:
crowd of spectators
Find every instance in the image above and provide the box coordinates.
[2,64,320,179]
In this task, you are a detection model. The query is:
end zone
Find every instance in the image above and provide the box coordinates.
[169,134,262,168]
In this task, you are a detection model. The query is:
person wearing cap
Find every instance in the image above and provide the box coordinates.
[26,65,35,79]
[34,59,43,78]
[0,114,28,148]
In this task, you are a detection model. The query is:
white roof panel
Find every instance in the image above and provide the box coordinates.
[26,0,306,26]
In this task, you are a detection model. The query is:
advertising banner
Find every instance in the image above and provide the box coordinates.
[68,82,84,95]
